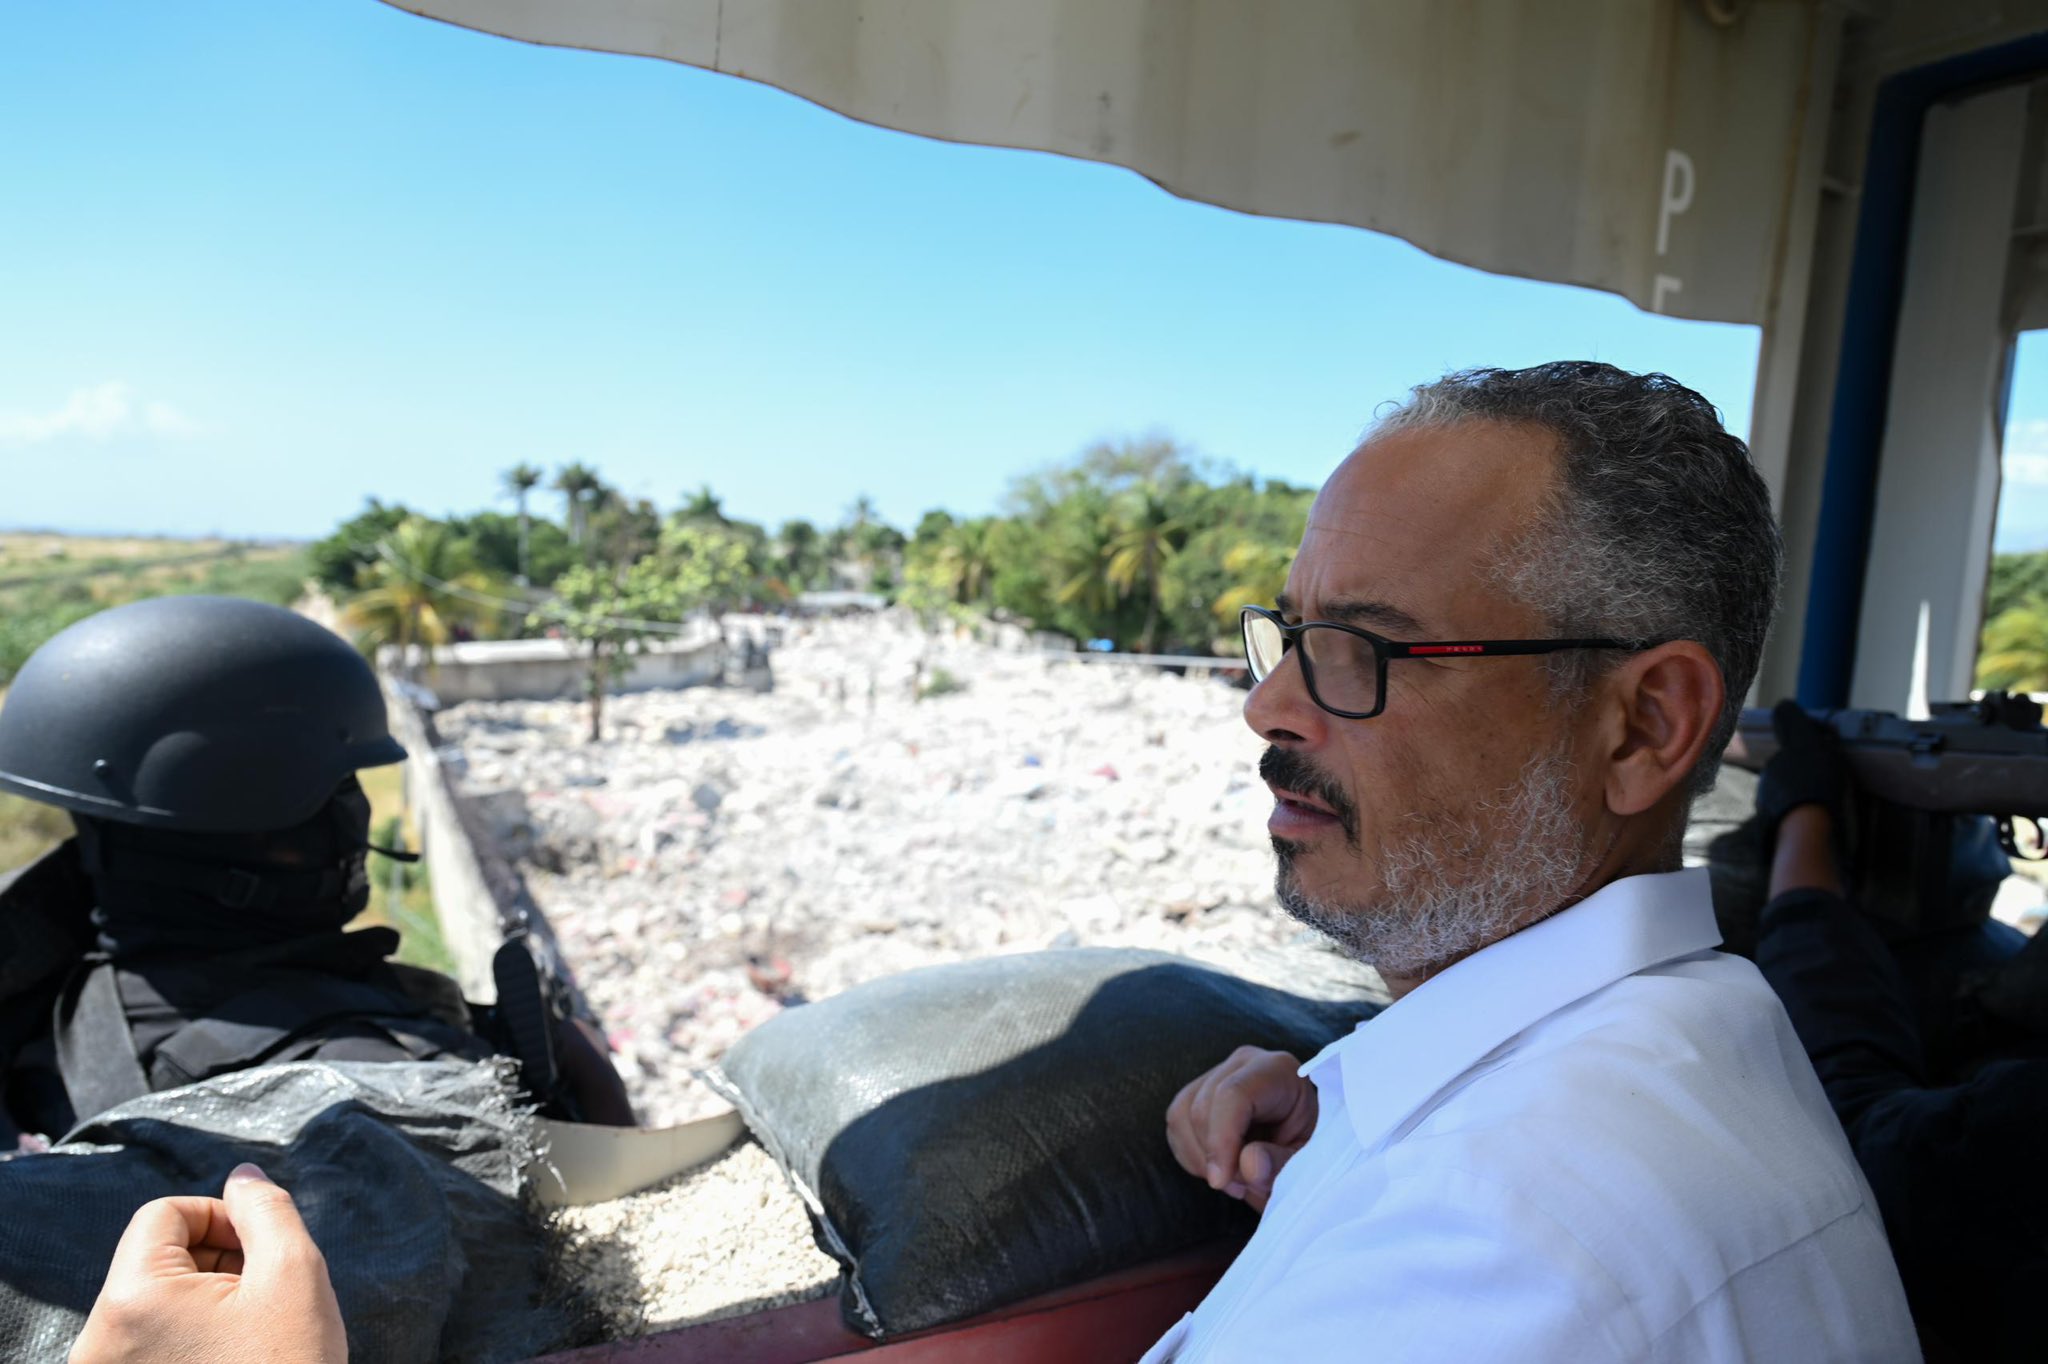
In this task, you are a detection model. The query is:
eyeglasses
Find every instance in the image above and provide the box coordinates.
[1240,604,1644,720]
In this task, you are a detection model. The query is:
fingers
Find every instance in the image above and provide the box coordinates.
[1165,1059,1244,1188]
[220,1165,326,1293]
[1164,1076,1206,1179]
[72,1172,348,1364]
[1164,1047,1313,1202]
[1237,1141,1296,1213]
[218,1166,349,1360]
[105,1197,235,1283]
[190,1246,246,1277]
[1196,1063,1261,1189]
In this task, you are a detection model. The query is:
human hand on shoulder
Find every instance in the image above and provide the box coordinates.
[1165,1046,1316,1212]
[70,1163,347,1364]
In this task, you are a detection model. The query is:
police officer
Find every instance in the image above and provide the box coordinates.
[1751,701,2048,1362]
[0,595,627,1146]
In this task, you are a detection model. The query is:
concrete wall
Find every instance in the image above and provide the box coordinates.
[385,684,594,1016]
[390,630,726,706]
[1851,87,2030,713]
[386,687,503,1001]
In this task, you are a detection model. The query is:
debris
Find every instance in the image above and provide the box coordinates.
[438,613,1302,1127]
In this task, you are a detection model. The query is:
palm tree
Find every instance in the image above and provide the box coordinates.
[679,484,727,524]
[342,517,498,678]
[501,462,544,584]
[836,495,902,591]
[775,518,824,591]
[1103,485,1188,654]
[1210,540,1295,630]
[935,518,998,605]
[1053,495,1121,629]
[1977,596,2048,693]
[553,463,604,546]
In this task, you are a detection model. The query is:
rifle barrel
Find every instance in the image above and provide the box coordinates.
[1726,706,2048,818]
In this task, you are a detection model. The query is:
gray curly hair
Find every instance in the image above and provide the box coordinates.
[1373,362,1782,799]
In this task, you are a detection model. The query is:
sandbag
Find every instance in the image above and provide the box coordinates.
[710,945,1383,1337]
[0,1058,578,1363]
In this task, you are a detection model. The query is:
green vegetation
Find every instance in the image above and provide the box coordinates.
[917,665,967,700]
[0,536,309,686]
[1978,550,2048,693]
[353,762,455,975]
[901,438,1311,653]
[543,520,755,740]
[340,516,504,667]
[310,441,1308,693]
[0,533,314,871]
[0,791,71,875]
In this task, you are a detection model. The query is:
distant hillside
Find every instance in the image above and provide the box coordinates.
[0,532,310,685]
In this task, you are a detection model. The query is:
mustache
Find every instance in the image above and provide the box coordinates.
[1259,745,1361,847]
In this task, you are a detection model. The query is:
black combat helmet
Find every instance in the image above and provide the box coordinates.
[0,595,405,833]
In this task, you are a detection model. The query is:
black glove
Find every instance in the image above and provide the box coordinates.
[1756,699,1849,830]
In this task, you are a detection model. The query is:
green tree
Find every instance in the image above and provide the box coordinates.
[552,463,604,547]
[1103,486,1189,653]
[678,484,727,524]
[501,462,545,584]
[308,500,411,594]
[1977,595,2048,693]
[586,490,662,568]
[933,517,998,606]
[912,509,957,548]
[836,495,905,593]
[987,517,1058,627]
[774,518,826,592]
[1161,477,1312,652]
[1985,551,2048,622]
[445,511,576,591]
[1207,539,1295,630]
[538,522,754,741]
[1051,488,1124,635]
[342,518,500,677]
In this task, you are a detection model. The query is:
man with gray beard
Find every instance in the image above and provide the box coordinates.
[1150,363,1916,1363]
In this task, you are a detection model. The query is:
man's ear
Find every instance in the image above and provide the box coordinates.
[1600,642,1725,818]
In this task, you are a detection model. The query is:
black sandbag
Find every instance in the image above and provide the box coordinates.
[0,1058,578,1364]
[709,945,1383,1337]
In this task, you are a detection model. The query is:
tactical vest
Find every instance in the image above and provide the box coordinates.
[1,840,497,1143]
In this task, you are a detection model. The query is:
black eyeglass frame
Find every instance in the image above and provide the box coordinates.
[1239,604,1649,720]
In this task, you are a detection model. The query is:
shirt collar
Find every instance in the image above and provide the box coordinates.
[1299,868,1721,1156]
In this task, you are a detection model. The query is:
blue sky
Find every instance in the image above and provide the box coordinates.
[2,0,2044,552]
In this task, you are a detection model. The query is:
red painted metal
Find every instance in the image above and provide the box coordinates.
[528,1245,1236,1364]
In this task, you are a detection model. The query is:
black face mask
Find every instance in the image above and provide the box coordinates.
[76,776,377,959]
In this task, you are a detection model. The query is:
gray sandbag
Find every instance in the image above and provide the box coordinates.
[709,945,1383,1337]
[0,1058,577,1363]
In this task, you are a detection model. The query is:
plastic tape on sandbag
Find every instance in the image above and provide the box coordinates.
[0,1058,579,1364]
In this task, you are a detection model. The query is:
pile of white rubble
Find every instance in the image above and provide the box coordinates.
[438,614,1311,1128]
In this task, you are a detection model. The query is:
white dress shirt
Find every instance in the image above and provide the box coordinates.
[1141,869,1918,1363]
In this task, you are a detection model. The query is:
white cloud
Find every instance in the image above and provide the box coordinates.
[2006,419,2048,484]
[2008,453,2048,485]
[0,381,198,444]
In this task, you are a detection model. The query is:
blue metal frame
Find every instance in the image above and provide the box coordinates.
[1797,28,2048,706]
